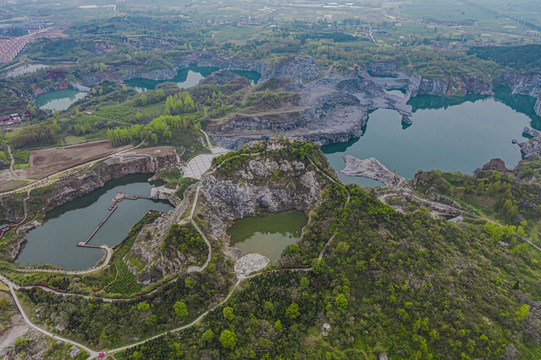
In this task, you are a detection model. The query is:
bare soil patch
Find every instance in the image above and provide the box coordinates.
[21,141,131,179]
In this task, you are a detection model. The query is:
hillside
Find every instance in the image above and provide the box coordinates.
[8,144,541,360]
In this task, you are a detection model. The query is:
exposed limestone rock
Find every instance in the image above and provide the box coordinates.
[535,93,541,117]
[365,62,398,77]
[200,69,249,86]
[424,187,462,208]
[128,192,192,284]
[523,126,541,138]
[339,155,402,186]
[259,55,322,84]
[175,50,268,75]
[123,68,177,81]
[1,152,180,262]
[128,143,333,283]
[418,78,448,96]
[501,72,541,97]
[516,137,541,159]
[482,158,509,172]
[210,70,410,150]
[234,253,270,279]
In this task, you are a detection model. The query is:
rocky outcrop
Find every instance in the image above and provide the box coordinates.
[482,158,509,172]
[1,152,180,262]
[535,93,541,117]
[259,55,322,84]
[128,142,334,282]
[43,153,179,210]
[516,137,541,159]
[200,69,249,86]
[123,68,177,81]
[523,126,541,138]
[418,78,448,96]
[175,51,267,75]
[500,72,541,97]
[339,155,402,186]
[365,62,398,77]
[82,70,122,87]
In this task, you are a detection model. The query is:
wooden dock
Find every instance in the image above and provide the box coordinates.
[77,192,150,248]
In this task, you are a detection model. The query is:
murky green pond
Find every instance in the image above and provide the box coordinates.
[229,210,307,262]
[15,174,173,270]
[35,89,86,111]
[323,93,541,183]
[126,66,261,92]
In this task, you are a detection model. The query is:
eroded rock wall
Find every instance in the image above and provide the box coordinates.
[128,144,333,283]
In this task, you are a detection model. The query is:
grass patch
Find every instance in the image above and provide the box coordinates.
[175,177,198,199]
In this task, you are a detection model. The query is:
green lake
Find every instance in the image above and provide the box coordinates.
[229,210,307,262]
[323,93,541,183]
[35,89,86,111]
[15,174,173,270]
[126,66,261,92]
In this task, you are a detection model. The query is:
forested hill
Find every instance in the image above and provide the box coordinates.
[118,161,541,360]
[469,45,541,72]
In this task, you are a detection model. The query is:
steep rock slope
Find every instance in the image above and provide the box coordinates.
[128,140,335,282]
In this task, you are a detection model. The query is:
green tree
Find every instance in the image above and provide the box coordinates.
[200,329,214,346]
[137,301,150,312]
[286,302,300,319]
[184,276,195,289]
[514,304,530,322]
[26,104,36,117]
[335,294,348,313]
[219,330,237,349]
[174,301,188,319]
[223,307,235,321]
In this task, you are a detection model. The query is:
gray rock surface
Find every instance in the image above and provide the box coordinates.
[523,126,541,138]
[259,55,322,84]
[535,93,541,117]
[128,145,333,283]
[339,155,402,186]
[517,137,541,159]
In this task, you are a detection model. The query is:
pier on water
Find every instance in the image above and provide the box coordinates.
[77,192,150,248]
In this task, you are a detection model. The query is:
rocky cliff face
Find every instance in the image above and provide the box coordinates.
[123,68,177,81]
[209,67,415,150]
[517,137,541,159]
[365,62,399,77]
[1,152,180,262]
[128,142,334,283]
[535,94,541,117]
[44,153,179,210]
[259,55,322,84]
[0,153,179,224]
[500,72,541,97]
[174,51,268,75]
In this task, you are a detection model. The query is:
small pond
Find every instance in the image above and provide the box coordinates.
[15,174,173,270]
[35,89,86,111]
[229,210,307,262]
[126,66,261,93]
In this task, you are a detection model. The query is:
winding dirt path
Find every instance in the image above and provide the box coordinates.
[2,151,350,358]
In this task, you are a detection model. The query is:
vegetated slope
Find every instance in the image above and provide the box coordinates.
[468,45,541,73]
[414,158,541,227]
[120,183,540,359]
[10,145,541,360]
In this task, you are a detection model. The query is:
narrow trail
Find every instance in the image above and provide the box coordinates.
[0,274,99,358]
[1,135,150,197]
[2,151,350,359]
[4,144,539,358]
[6,144,30,181]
